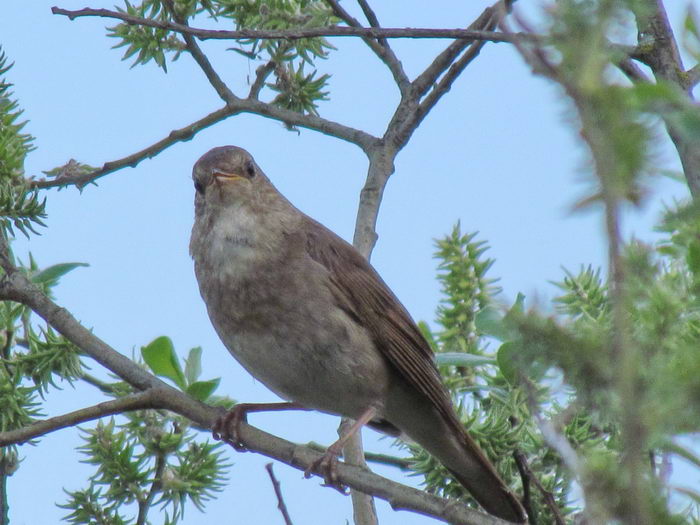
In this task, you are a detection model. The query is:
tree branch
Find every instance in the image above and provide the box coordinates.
[0,390,162,445]
[324,0,410,94]
[51,7,531,44]
[410,4,499,100]
[265,463,295,525]
[633,0,700,198]
[33,105,236,189]
[513,450,565,525]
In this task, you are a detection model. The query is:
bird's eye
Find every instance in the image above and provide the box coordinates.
[194,180,205,195]
[245,161,256,178]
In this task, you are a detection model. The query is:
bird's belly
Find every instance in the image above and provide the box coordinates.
[215,306,391,419]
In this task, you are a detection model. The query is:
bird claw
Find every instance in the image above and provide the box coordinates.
[212,405,249,451]
[304,448,348,494]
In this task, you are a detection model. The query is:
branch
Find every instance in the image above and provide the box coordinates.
[265,463,295,525]
[513,450,565,525]
[0,390,162,445]
[686,64,700,89]
[248,60,278,100]
[324,0,410,94]
[633,0,700,198]
[33,105,236,189]
[52,7,531,44]
[410,4,499,100]
[163,1,237,104]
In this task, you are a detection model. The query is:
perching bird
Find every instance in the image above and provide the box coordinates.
[189,145,526,523]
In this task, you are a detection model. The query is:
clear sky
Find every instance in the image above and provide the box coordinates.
[0,2,692,524]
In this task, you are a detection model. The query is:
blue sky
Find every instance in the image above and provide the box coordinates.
[1,2,693,524]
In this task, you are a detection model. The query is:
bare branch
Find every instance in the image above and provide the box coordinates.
[0,390,162,446]
[248,61,278,100]
[163,1,238,104]
[513,450,565,525]
[51,7,529,44]
[34,105,236,189]
[633,0,700,198]
[686,64,700,89]
[32,97,377,192]
[324,0,410,94]
[616,57,652,84]
[265,463,295,525]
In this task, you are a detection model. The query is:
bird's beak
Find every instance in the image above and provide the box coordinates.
[213,170,246,181]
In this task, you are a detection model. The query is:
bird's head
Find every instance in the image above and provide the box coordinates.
[192,146,265,208]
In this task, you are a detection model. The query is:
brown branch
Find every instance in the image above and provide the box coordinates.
[33,97,377,191]
[33,105,236,189]
[265,463,295,525]
[513,450,565,525]
[410,4,499,100]
[163,1,237,104]
[324,0,410,94]
[633,0,700,198]
[248,60,278,100]
[616,57,652,84]
[0,390,162,445]
[137,449,167,525]
[686,64,700,89]
[52,6,531,44]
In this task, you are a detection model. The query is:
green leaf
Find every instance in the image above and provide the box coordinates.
[141,336,185,389]
[184,346,203,385]
[475,307,513,341]
[31,262,88,286]
[435,352,496,367]
[496,341,522,384]
[186,378,221,402]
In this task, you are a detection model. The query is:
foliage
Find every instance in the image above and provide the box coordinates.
[0,252,86,512]
[0,48,45,237]
[108,0,335,116]
[59,336,233,525]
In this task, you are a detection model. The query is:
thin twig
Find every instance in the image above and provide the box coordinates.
[249,60,278,100]
[265,463,295,525]
[52,7,531,44]
[616,57,651,84]
[513,450,566,525]
[686,64,700,89]
[512,451,535,524]
[0,390,162,445]
[33,105,235,189]
[324,0,410,94]
[137,451,167,525]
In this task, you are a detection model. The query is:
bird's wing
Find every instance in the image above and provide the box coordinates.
[302,217,458,426]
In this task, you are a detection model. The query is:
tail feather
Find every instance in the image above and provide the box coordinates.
[385,380,526,523]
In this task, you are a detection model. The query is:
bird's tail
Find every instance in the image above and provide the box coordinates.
[386,384,526,523]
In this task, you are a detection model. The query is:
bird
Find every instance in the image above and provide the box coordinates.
[189,145,526,523]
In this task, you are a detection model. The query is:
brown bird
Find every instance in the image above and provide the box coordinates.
[189,145,526,523]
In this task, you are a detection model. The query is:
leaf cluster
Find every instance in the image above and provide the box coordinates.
[0,48,45,237]
[108,0,335,116]
[61,336,232,525]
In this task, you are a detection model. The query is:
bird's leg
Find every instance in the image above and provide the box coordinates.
[213,401,308,451]
[304,405,378,493]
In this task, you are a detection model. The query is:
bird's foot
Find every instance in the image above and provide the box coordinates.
[212,402,308,452]
[212,403,251,451]
[304,442,347,494]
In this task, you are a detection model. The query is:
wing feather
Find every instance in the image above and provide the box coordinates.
[302,218,459,426]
